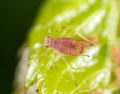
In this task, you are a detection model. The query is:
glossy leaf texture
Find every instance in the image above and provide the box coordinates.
[13,0,120,94]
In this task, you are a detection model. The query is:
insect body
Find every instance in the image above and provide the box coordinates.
[44,37,93,56]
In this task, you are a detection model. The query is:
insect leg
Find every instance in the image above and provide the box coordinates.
[79,55,90,57]
[49,50,57,69]
[41,45,54,68]
[47,27,61,37]
[46,25,76,38]
[44,28,52,38]
[46,27,61,38]
[75,32,93,46]
[61,57,78,87]
[42,46,50,56]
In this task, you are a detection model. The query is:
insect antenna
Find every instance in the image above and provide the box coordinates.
[44,28,55,39]
[80,55,90,57]
[44,28,51,38]
[47,25,68,37]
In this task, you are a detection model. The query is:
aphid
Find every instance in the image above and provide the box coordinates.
[44,30,97,89]
[44,37,94,56]
[44,36,95,88]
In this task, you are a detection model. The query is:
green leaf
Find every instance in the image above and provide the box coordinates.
[14,0,120,94]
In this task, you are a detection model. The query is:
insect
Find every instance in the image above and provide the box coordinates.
[44,31,97,89]
[44,37,95,56]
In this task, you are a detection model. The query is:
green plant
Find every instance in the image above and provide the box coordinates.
[13,0,120,94]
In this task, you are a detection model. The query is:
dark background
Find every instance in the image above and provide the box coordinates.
[0,0,44,93]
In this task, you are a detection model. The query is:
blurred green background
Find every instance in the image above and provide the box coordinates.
[0,0,44,93]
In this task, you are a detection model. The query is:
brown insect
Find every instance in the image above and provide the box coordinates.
[44,37,95,56]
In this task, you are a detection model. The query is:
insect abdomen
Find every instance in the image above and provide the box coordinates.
[44,38,85,56]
